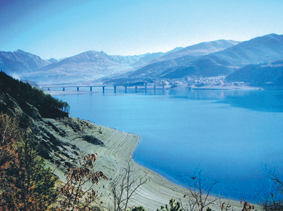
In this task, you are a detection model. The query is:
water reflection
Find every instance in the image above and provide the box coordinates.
[219,90,283,112]
[157,88,283,113]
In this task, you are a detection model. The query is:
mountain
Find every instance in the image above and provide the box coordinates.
[0,50,50,77]
[130,47,184,68]
[131,52,167,68]
[113,40,240,80]
[225,59,283,87]
[160,33,283,79]
[3,33,283,86]
[21,50,144,84]
[48,58,59,64]
[0,49,171,85]
[157,40,239,62]
[21,50,179,85]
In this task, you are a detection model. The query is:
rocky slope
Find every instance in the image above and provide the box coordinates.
[0,91,81,168]
[0,72,82,169]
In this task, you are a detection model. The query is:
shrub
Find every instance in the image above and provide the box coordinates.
[0,113,58,210]
[157,198,183,211]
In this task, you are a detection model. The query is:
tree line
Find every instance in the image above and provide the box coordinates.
[0,71,69,118]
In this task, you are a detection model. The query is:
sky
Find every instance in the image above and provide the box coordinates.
[1,0,283,59]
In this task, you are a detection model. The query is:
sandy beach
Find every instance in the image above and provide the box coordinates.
[45,117,260,211]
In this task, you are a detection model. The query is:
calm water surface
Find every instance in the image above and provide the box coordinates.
[56,88,283,202]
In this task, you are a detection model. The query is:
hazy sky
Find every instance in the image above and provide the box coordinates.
[1,0,283,59]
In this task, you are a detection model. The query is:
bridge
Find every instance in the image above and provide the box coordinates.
[40,85,165,93]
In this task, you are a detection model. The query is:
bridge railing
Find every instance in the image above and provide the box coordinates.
[41,85,166,93]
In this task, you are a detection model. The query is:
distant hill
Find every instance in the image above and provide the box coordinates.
[225,59,283,87]
[160,33,283,79]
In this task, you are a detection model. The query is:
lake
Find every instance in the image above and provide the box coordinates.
[55,87,283,202]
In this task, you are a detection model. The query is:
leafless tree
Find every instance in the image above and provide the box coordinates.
[53,153,107,211]
[180,171,219,211]
[179,194,197,211]
[218,198,232,211]
[269,174,283,194]
[260,173,283,211]
[110,161,148,211]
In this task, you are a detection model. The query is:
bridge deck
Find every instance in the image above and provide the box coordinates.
[41,85,165,92]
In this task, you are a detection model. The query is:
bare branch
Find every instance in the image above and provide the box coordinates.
[111,161,148,211]
[180,171,220,211]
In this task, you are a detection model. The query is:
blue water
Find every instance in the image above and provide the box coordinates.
[55,88,283,202]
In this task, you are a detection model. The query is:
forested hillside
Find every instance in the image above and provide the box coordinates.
[0,71,69,118]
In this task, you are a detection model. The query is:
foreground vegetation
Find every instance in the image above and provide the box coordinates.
[0,114,57,210]
[0,113,108,210]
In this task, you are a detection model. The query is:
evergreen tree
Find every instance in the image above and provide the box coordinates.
[0,114,58,210]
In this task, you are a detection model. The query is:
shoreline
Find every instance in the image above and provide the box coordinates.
[42,92,264,210]
[47,119,258,210]
[92,124,261,210]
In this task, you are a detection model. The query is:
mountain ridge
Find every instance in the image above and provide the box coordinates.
[2,33,283,87]
[0,50,50,77]
[122,39,240,79]
[153,33,283,79]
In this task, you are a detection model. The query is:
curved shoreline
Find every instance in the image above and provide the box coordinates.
[44,116,261,210]
[59,120,255,210]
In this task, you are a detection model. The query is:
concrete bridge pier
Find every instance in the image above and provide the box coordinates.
[102,86,105,93]
[145,85,147,92]
[162,85,165,91]
[77,87,79,92]
[125,86,127,93]
[48,88,50,91]
[154,85,156,92]
[114,86,116,93]
[135,86,137,92]
[90,86,92,92]
[63,87,65,91]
